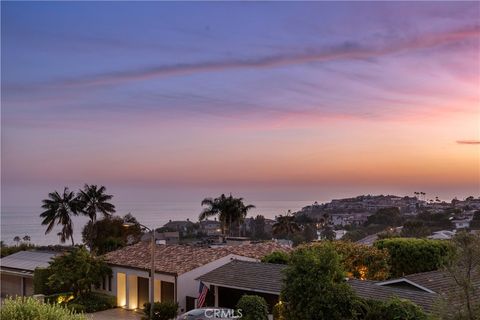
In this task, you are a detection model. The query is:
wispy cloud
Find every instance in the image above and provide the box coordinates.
[456,140,480,145]
[38,25,479,88]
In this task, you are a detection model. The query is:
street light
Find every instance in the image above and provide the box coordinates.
[123,222,155,320]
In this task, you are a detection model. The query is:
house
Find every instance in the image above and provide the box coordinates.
[141,231,180,245]
[199,219,222,236]
[197,260,479,314]
[163,220,196,236]
[102,241,290,312]
[452,219,471,229]
[0,251,56,298]
[428,230,455,240]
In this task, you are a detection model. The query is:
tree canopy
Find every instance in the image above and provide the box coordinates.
[281,243,361,320]
[199,194,255,236]
[82,214,142,254]
[47,247,111,297]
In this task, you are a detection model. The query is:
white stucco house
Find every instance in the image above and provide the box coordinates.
[101,241,290,313]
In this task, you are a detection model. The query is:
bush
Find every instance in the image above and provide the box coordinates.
[261,251,290,264]
[34,267,53,294]
[68,292,116,313]
[143,301,179,320]
[0,297,86,320]
[236,295,269,320]
[66,303,86,314]
[360,298,428,320]
[374,238,453,277]
[303,241,390,280]
[382,297,428,320]
[47,247,111,297]
[281,243,361,320]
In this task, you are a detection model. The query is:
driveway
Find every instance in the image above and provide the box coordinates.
[89,308,143,320]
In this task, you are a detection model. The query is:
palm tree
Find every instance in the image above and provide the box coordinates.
[22,235,31,242]
[40,187,81,245]
[13,236,21,246]
[78,184,115,222]
[199,194,255,236]
[272,212,301,240]
[231,197,255,236]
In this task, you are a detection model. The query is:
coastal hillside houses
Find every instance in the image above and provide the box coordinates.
[197,260,479,315]
[101,241,290,312]
[297,195,422,222]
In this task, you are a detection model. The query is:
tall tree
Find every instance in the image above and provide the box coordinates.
[47,247,111,297]
[82,214,142,254]
[199,194,255,236]
[440,232,480,320]
[281,243,360,319]
[40,188,81,245]
[272,213,300,240]
[78,184,115,222]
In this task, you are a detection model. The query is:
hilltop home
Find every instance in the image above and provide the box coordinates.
[102,241,290,313]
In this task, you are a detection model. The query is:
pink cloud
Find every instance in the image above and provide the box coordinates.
[52,25,479,87]
[456,140,480,145]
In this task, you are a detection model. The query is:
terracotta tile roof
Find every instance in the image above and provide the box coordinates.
[103,241,291,275]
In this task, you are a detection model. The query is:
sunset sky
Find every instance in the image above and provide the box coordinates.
[1,1,479,204]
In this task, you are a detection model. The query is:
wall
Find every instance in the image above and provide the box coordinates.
[1,273,22,297]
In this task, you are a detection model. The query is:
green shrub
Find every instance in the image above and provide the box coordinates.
[143,301,179,320]
[34,267,53,294]
[261,251,290,264]
[374,238,453,277]
[236,295,269,320]
[361,298,428,320]
[382,297,428,320]
[66,303,86,314]
[68,292,116,313]
[281,243,361,320]
[0,297,86,320]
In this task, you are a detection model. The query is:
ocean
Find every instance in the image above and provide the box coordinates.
[0,200,314,246]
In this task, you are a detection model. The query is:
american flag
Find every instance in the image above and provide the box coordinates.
[197,282,209,308]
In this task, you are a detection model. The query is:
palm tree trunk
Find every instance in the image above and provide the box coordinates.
[71,235,75,246]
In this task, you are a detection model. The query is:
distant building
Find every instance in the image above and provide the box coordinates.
[163,219,195,233]
[142,231,180,244]
[452,219,471,229]
[199,219,222,236]
[428,230,455,240]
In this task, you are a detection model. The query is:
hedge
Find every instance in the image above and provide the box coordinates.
[236,295,269,320]
[374,238,453,277]
[34,268,53,295]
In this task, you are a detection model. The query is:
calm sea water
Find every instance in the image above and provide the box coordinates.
[0,200,314,246]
